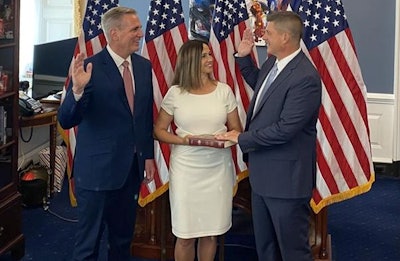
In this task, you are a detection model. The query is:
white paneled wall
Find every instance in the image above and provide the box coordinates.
[367,94,395,163]
[39,0,73,43]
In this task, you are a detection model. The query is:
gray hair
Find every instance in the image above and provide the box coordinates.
[101,6,137,41]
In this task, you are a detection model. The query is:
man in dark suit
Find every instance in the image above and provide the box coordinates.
[217,11,322,261]
[58,7,156,261]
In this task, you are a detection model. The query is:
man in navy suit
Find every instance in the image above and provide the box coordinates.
[58,7,156,261]
[217,11,322,261]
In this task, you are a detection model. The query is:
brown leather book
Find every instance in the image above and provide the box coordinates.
[188,134,235,148]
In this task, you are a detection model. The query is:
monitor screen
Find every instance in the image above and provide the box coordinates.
[31,37,77,99]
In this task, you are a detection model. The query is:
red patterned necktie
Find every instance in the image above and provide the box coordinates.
[122,60,134,113]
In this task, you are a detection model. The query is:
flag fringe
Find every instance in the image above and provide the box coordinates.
[310,171,375,214]
[138,183,169,207]
[68,183,77,207]
[233,169,249,196]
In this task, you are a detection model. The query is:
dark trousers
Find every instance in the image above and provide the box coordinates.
[72,164,140,261]
[251,191,312,261]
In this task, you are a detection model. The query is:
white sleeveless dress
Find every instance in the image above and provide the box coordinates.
[161,82,237,238]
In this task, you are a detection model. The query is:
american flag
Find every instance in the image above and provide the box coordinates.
[209,0,259,183]
[139,0,188,206]
[286,0,375,213]
[59,0,120,206]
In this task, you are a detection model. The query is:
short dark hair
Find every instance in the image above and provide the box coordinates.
[267,11,303,40]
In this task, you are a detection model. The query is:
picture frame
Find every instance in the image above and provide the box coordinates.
[247,0,290,46]
[188,0,289,46]
[0,0,15,40]
[247,0,268,46]
[188,0,214,41]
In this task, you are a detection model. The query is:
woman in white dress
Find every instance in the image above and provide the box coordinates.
[154,39,242,261]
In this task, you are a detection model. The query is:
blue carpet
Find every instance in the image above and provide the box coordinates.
[0,174,399,260]
[328,175,400,261]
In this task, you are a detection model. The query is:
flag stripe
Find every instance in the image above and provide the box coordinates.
[318,104,359,188]
[317,107,355,191]
[311,40,371,185]
[138,0,188,206]
[316,137,340,194]
[162,30,178,71]
[327,33,370,139]
[310,49,362,188]
[144,40,169,98]
[209,0,259,180]
[288,0,374,213]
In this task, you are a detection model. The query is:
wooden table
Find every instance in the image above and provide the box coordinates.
[18,101,59,199]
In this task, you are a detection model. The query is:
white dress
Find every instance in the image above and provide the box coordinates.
[161,82,237,239]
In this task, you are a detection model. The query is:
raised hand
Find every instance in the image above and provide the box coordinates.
[237,28,255,57]
[71,53,92,95]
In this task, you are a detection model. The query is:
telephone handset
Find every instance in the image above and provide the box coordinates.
[19,91,43,116]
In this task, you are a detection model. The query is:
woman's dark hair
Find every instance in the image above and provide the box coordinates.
[172,39,212,91]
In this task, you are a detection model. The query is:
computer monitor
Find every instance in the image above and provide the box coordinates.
[31,37,77,100]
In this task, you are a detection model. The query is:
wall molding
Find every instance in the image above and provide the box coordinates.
[367,93,395,163]
[367,93,395,104]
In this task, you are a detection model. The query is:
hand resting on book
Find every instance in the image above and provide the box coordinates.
[188,134,236,148]
[215,130,240,144]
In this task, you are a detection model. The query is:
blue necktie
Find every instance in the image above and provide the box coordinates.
[253,63,278,113]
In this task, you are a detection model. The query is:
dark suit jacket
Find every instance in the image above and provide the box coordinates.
[236,51,321,199]
[58,48,154,191]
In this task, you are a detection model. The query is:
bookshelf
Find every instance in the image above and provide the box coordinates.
[0,0,25,259]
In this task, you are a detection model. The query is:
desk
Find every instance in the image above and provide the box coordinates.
[19,102,59,198]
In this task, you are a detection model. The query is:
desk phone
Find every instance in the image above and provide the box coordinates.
[19,91,43,116]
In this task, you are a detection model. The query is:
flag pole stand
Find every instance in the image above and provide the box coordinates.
[311,207,332,261]
[131,192,175,260]
[226,177,332,261]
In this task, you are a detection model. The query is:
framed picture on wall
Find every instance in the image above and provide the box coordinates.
[0,0,15,40]
[189,0,214,41]
[247,0,290,46]
[188,0,289,45]
[247,0,268,46]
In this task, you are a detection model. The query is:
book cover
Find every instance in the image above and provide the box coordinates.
[188,134,235,148]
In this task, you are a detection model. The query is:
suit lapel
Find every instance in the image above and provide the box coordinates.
[100,48,122,79]
[131,53,143,114]
[252,52,304,117]
[131,54,140,92]
[100,49,132,114]
[247,58,276,122]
